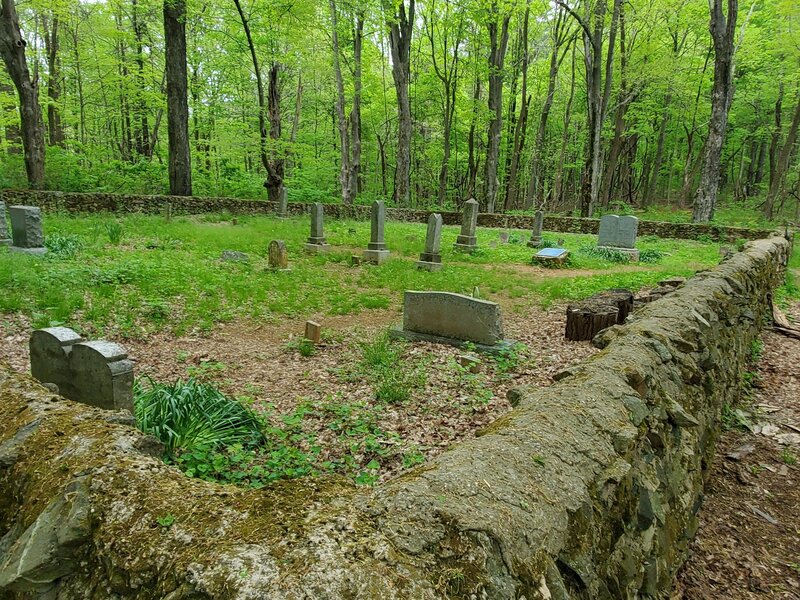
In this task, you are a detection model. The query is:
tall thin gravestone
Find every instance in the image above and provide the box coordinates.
[276,186,288,218]
[454,198,479,253]
[528,210,544,248]
[417,213,443,272]
[9,205,47,255]
[305,203,329,252]
[0,202,10,246]
[363,200,390,264]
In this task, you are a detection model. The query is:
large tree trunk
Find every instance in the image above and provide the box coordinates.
[42,14,64,147]
[0,0,46,188]
[385,0,414,206]
[131,0,151,158]
[164,0,192,195]
[692,0,738,223]
[483,3,511,213]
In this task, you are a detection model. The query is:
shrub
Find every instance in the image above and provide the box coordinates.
[105,221,123,245]
[45,234,84,258]
[134,377,265,453]
[638,248,665,263]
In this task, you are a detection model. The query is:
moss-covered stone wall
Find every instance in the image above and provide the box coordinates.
[0,189,775,242]
[0,236,790,599]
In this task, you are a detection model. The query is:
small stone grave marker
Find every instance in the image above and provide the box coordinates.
[454,198,479,253]
[9,205,47,255]
[221,250,249,262]
[499,231,509,244]
[268,240,289,270]
[276,186,288,217]
[305,203,329,252]
[304,321,321,344]
[528,210,544,248]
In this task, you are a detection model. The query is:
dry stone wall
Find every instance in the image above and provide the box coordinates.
[0,235,790,599]
[0,189,774,242]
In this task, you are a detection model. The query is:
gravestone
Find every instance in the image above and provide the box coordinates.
[499,231,509,244]
[597,215,639,260]
[30,327,134,411]
[528,210,544,248]
[268,240,289,269]
[305,203,329,252]
[390,291,513,353]
[363,200,390,264]
[454,198,479,253]
[276,186,288,218]
[0,202,10,246]
[305,320,321,344]
[9,205,47,255]
[534,247,569,266]
[417,213,443,272]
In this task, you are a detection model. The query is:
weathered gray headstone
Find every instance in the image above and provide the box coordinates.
[533,247,569,266]
[268,240,288,269]
[9,205,47,255]
[305,203,329,252]
[390,291,513,353]
[454,198,479,253]
[597,214,639,260]
[417,213,443,272]
[276,186,288,218]
[528,210,544,248]
[499,231,510,244]
[363,200,390,264]
[30,327,134,411]
[0,202,10,246]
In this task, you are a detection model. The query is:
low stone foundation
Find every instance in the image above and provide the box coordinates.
[0,189,774,242]
[0,235,790,599]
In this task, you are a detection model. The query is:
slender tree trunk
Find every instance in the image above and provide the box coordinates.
[385,0,414,206]
[692,0,738,222]
[467,74,481,199]
[504,5,530,212]
[42,14,64,147]
[329,0,353,204]
[164,0,192,195]
[131,0,151,157]
[0,0,46,187]
[484,3,511,213]
[349,16,363,196]
[553,44,577,210]
[764,94,800,219]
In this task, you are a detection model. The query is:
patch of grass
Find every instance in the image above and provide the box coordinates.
[780,448,797,466]
[45,233,84,258]
[105,221,123,245]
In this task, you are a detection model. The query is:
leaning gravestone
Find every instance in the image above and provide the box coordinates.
[390,291,513,353]
[363,200,390,264]
[597,215,639,261]
[305,203,329,252]
[9,205,47,255]
[0,202,10,246]
[417,213,443,272]
[268,240,289,269]
[221,250,249,262]
[528,210,544,248]
[30,327,134,411]
[454,198,479,253]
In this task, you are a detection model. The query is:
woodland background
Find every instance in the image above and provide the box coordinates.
[0,0,798,223]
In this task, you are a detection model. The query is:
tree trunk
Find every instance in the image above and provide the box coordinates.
[42,14,64,147]
[484,4,511,213]
[467,72,481,199]
[349,16,363,197]
[764,94,800,219]
[164,0,192,195]
[692,0,738,223]
[329,0,353,204]
[0,0,45,187]
[131,0,151,158]
[504,4,530,212]
[385,0,414,206]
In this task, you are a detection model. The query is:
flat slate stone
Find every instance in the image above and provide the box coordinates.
[534,247,569,265]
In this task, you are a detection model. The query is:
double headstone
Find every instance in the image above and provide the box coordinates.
[0,202,10,246]
[29,327,134,411]
[363,200,390,264]
[528,210,544,248]
[276,186,288,218]
[417,213,443,272]
[597,215,639,261]
[268,240,289,269]
[305,203,329,252]
[9,205,47,255]
[454,198,479,253]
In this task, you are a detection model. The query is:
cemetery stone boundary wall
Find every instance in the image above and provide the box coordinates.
[0,235,790,599]
[0,189,775,242]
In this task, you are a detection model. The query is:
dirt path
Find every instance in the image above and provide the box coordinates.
[675,302,800,599]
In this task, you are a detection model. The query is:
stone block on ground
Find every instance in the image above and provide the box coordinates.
[533,247,569,266]
[221,250,249,262]
[304,321,321,344]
